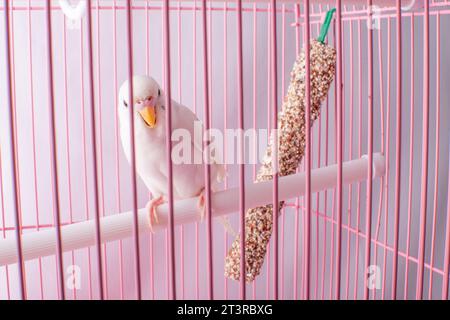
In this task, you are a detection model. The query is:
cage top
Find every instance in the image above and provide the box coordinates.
[171,0,419,10]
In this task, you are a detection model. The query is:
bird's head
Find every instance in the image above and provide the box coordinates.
[118,75,165,129]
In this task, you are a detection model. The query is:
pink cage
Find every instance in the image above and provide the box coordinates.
[0,0,449,300]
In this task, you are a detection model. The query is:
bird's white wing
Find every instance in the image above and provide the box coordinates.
[171,101,225,184]
[171,101,204,154]
[169,101,232,235]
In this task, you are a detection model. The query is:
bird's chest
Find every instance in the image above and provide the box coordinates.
[120,123,167,176]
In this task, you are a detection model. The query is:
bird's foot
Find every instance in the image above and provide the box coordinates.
[145,196,164,233]
[197,190,206,222]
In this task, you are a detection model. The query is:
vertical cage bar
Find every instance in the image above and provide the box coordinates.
[372,10,385,299]
[0,149,11,300]
[236,0,246,301]
[163,0,177,301]
[280,3,286,300]
[443,149,450,299]
[404,12,415,300]
[344,5,354,300]
[177,1,185,300]
[266,1,271,300]
[201,0,214,300]
[95,0,109,298]
[3,0,26,300]
[329,21,336,300]
[8,0,23,284]
[27,0,44,300]
[192,0,200,300]
[223,0,229,300]
[321,4,331,300]
[124,0,142,299]
[303,0,311,301]
[161,12,170,301]
[85,0,104,300]
[428,12,441,300]
[353,16,363,300]
[314,5,323,300]
[208,1,213,128]
[80,20,94,301]
[416,0,430,300]
[364,0,374,300]
[62,11,77,300]
[112,0,125,300]
[271,0,279,301]
[293,3,300,300]
[335,0,343,300]
[146,0,150,74]
[391,0,402,300]
[322,25,330,301]
[149,0,155,300]
[381,17,392,300]
[177,0,185,301]
[251,1,257,301]
[45,0,65,300]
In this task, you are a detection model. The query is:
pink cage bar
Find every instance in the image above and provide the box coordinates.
[0,0,449,300]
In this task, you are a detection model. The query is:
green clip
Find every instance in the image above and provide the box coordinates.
[317,8,336,43]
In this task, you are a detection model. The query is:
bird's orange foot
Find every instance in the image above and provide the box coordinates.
[145,196,164,233]
[197,190,206,222]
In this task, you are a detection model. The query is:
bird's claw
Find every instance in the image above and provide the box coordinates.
[146,196,164,233]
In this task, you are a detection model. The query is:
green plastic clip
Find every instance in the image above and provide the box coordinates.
[317,8,336,43]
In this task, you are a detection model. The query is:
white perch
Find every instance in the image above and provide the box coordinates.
[0,153,385,266]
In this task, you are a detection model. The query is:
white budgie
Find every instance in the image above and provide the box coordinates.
[118,75,228,232]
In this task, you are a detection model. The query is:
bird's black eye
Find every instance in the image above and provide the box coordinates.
[161,105,165,110]
[158,89,161,97]
[123,100,128,107]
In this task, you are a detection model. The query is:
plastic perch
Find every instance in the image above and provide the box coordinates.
[0,153,385,266]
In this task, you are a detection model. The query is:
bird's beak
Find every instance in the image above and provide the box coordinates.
[138,104,156,128]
